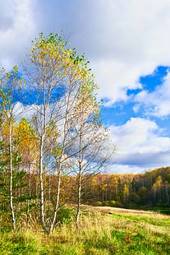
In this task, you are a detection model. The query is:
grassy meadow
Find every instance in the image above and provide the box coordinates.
[0,206,169,255]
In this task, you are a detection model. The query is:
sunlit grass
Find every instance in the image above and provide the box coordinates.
[0,209,169,254]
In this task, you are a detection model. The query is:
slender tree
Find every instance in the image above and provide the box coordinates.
[48,46,97,234]
[0,66,23,230]
[67,79,113,225]
[26,34,69,231]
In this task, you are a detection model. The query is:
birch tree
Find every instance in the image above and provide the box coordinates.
[67,79,113,225]
[0,66,23,230]
[25,33,113,232]
[27,33,90,232]
[48,47,96,234]
[26,33,68,231]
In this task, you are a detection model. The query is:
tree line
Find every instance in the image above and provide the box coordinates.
[83,167,170,212]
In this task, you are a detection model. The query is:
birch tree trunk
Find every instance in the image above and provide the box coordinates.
[76,169,82,226]
[9,119,16,230]
[49,168,61,234]
[39,134,46,230]
[76,123,83,227]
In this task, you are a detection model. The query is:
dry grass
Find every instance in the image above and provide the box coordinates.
[0,207,170,254]
[81,204,169,217]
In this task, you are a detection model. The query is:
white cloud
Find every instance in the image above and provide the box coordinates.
[104,164,145,174]
[0,0,36,69]
[108,118,170,172]
[14,102,36,120]
[1,0,170,102]
[88,0,170,103]
[92,60,143,105]
[134,72,170,117]
[40,0,170,103]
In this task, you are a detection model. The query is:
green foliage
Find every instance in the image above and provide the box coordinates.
[95,201,103,206]
[0,232,41,255]
[56,207,74,224]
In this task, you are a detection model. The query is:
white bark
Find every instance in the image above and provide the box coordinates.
[49,169,61,234]
[9,119,16,230]
[39,133,46,230]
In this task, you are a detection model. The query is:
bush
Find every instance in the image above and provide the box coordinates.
[95,201,103,206]
[94,200,124,208]
[101,201,110,206]
[114,201,123,208]
[108,200,116,207]
[57,207,74,224]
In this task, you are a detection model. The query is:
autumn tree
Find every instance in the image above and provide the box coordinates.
[26,33,104,233]
[48,42,101,234]
[0,66,23,230]
[65,78,113,225]
[15,118,39,215]
[25,33,67,231]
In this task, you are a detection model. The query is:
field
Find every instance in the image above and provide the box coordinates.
[0,206,170,255]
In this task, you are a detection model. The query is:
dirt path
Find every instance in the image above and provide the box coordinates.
[81,205,170,218]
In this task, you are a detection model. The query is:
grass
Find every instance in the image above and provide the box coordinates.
[0,208,170,254]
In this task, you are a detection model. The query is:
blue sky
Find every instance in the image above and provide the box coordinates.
[1,0,170,173]
[101,66,170,127]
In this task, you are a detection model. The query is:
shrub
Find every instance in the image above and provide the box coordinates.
[109,200,116,207]
[101,201,110,206]
[95,201,103,206]
[57,207,74,224]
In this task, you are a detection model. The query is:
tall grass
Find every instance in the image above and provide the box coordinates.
[0,210,169,254]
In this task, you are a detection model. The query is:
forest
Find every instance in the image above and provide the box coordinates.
[84,167,170,213]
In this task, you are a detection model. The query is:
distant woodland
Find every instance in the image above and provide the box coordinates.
[1,164,170,230]
[83,167,170,212]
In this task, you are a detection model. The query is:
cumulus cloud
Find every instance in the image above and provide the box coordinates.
[1,0,170,102]
[134,72,170,117]
[0,0,36,68]
[109,118,170,172]
[35,0,170,103]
